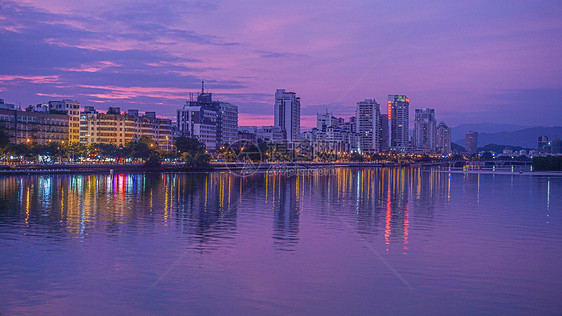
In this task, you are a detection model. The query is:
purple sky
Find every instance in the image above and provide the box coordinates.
[1,0,561,128]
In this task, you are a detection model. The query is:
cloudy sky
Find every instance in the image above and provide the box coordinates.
[1,0,561,128]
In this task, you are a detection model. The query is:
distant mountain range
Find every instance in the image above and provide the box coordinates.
[453,126,562,148]
[450,123,533,141]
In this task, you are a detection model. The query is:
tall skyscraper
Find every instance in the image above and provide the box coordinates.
[356,99,381,154]
[413,108,437,152]
[436,121,451,154]
[465,131,478,155]
[388,95,409,151]
[380,113,389,152]
[274,89,301,142]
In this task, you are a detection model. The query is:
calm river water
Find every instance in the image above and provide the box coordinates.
[0,168,560,314]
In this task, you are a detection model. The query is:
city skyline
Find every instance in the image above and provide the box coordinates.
[1,1,561,128]
[2,2,562,315]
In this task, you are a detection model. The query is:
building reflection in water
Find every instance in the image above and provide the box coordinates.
[0,167,475,253]
[0,173,241,246]
[264,173,301,251]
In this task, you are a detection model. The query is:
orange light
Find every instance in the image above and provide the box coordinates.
[405,98,409,103]
[388,101,392,120]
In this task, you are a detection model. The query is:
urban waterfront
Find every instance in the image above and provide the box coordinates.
[0,168,560,314]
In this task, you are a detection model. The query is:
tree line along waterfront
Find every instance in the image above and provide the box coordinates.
[0,129,211,168]
[2,127,559,171]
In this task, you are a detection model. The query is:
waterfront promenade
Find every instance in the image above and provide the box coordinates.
[0,162,559,176]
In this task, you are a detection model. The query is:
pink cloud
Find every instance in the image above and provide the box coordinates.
[0,75,60,84]
[78,85,189,100]
[36,93,69,98]
[57,61,119,73]
[44,38,142,52]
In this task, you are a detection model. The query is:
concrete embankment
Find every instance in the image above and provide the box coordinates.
[0,164,211,175]
[0,162,395,175]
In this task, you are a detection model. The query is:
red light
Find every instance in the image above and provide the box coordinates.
[388,102,392,120]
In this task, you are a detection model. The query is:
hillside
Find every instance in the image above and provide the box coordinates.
[477,144,532,153]
[453,126,562,148]
[451,123,532,141]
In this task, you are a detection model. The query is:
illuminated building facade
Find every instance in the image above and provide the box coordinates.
[388,95,410,151]
[356,99,381,154]
[47,99,81,143]
[80,107,173,150]
[0,108,69,145]
[0,98,83,145]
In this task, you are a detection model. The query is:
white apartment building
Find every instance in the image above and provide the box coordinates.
[356,99,381,154]
[274,89,301,143]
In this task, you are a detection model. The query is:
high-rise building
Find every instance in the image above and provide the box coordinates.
[465,131,478,155]
[379,114,389,152]
[177,104,218,150]
[356,99,381,154]
[538,136,550,153]
[274,89,301,142]
[413,108,437,153]
[80,107,173,150]
[388,95,409,151]
[436,121,452,154]
[177,83,238,150]
[48,99,81,143]
[217,101,238,146]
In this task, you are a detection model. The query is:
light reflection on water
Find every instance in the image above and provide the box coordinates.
[0,168,560,314]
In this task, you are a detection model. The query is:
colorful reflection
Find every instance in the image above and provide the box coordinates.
[0,167,470,252]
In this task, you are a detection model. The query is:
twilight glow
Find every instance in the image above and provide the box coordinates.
[1,0,561,128]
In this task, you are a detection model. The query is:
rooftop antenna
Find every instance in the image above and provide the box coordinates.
[201,80,205,94]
